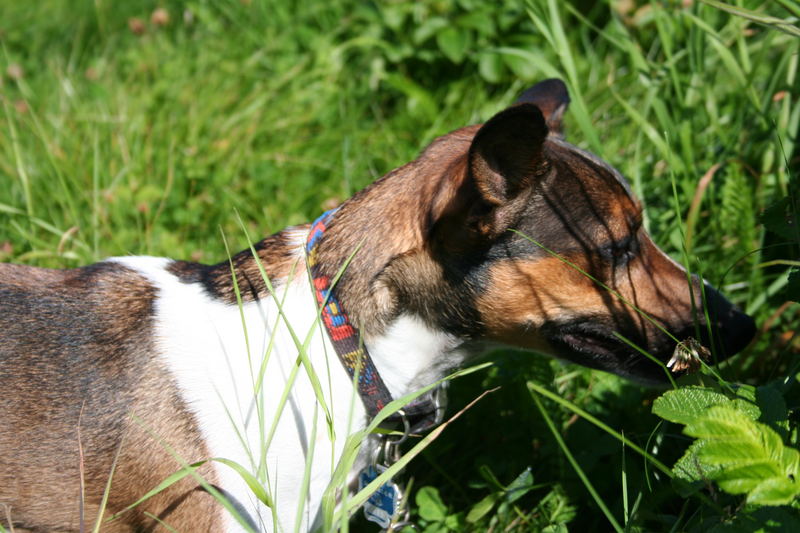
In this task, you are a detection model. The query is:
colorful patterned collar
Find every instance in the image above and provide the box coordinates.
[305,209,441,432]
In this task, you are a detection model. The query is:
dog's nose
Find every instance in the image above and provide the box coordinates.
[703,285,756,357]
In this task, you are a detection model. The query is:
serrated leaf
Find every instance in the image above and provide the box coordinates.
[652,387,730,425]
[732,398,761,420]
[781,447,800,478]
[734,384,757,403]
[684,405,761,440]
[730,384,761,420]
[673,440,723,483]
[681,406,800,505]
[747,476,800,506]
[700,441,776,467]
[714,462,785,493]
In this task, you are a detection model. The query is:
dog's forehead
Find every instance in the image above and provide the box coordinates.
[486,137,641,257]
[549,137,634,197]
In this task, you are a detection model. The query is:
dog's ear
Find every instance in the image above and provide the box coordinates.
[514,78,570,137]
[469,103,548,206]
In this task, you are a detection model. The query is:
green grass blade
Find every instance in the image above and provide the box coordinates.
[528,381,673,477]
[699,0,800,36]
[531,391,623,533]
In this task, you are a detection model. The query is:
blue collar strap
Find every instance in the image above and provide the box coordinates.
[305,209,441,433]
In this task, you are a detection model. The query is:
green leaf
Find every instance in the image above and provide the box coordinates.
[733,398,762,421]
[417,486,448,522]
[542,526,569,533]
[714,462,786,493]
[673,440,723,484]
[732,385,762,422]
[443,513,462,530]
[383,73,438,117]
[748,476,800,506]
[685,406,761,441]
[781,447,800,478]
[381,5,407,31]
[504,468,535,504]
[456,11,495,35]
[436,27,471,63]
[760,197,798,242]
[757,385,789,426]
[681,405,800,504]
[734,383,757,403]
[412,17,449,44]
[501,49,540,80]
[700,441,777,467]
[212,457,273,508]
[652,387,731,425]
[466,493,499,523]
[478,52,504,83]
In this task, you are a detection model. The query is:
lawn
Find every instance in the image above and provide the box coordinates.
[1,0,798,531]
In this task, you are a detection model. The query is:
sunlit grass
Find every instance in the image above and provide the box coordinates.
[1,0,798,531]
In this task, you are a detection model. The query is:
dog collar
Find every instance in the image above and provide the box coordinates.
[305,209,442,433]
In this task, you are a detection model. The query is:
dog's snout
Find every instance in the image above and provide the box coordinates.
[702,285,756,357]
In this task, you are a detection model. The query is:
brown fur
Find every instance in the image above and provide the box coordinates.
[0,263,223,531]
[308,82,753,382]
[0,79,755,531]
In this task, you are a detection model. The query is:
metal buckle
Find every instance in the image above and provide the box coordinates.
[431,383,449,427]
[368,386,449,532]
[387,409,411,447]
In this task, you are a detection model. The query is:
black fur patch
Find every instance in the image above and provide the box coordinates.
[167,230,302,304]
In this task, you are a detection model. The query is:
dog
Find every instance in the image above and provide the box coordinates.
[0,79,755,532]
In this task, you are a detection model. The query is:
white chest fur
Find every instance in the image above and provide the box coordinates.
[114,256,360,532]
[113,256,468,532]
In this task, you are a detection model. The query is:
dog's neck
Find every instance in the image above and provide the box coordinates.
[166,129,481,404]
[308,127,478,335]
[361,313,470,399]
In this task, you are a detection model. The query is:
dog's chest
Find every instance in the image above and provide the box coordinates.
[117,256,366,531]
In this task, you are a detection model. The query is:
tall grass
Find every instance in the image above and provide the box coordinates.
[1,0,798,531]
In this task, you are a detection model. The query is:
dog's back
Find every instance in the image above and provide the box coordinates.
[0,262,226,531]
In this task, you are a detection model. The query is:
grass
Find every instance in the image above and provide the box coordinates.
[1,0,799,531]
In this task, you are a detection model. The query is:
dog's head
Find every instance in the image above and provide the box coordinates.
[382,79,755,384]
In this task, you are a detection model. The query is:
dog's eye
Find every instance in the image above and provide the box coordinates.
[601,235,638,265]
